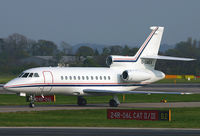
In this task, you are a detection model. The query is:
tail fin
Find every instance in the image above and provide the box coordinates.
[135,26,194,69]
[109,26,194,68]
[134,26,164,69]
[136,26,164,58]
[109,26,164,68]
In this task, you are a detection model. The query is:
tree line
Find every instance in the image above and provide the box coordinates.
[0,33,199,75]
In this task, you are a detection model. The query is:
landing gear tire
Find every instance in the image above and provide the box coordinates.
[29,103,35,108]
[77,96,87,106]
[109,99,118,107]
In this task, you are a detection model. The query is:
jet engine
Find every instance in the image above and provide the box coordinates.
[121,70,151,82]
[106,55,136,67]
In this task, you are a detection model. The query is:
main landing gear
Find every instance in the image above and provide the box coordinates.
[77,96,87,106]
[77,96,120,107]
[109,95,120,107]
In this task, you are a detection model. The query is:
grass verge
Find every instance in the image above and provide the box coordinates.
[0,108,200,128]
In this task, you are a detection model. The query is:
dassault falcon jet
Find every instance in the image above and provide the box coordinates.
[4,26,194,107]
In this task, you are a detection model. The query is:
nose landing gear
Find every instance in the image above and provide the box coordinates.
[109,95,120,107]
[28,95,35,108]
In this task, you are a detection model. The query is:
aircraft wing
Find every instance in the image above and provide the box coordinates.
[141,55,195,61]
[83,89,192,95]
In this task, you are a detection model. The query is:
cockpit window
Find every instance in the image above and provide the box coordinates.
[22,73,29,78]
[28,73,33,77]
[18,72,39,78]
[18,72,24,77]
[34,73,39,77]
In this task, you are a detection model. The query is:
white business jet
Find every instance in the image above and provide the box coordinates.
[3,26,194,107]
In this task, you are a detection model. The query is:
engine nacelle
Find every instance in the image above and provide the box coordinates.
[106,55,136,67]
[121,70,151,82]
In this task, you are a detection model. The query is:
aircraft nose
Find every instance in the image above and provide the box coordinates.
[3,78,24,93]
[3,81,16,91]
[3,83,10,90]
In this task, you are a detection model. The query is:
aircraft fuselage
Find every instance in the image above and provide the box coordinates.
[4,67,164,96]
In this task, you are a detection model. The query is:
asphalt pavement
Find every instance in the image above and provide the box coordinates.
[0,127,200,136]
[1,102,200,113]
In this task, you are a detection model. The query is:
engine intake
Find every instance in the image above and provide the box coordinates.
[106,56,113,66]
[121,70,151,82]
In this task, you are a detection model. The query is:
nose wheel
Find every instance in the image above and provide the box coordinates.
[77,96,87,106]
[29,103,35,108]
[28,95,35,108]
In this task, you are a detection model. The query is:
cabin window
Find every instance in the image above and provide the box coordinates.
[70,76,72,80]
[82,76,85,80]
[100,76,102,80]
[91,76,93,80]
[74,76,76,80]
[34,73,39,77]
[78,76,80,80]
[28,73,33,77]
[104,76,106,80]
[108,76,111,80]
[65,76,68,80]
[22,73,29,78]
[61,76,64,80]
[96,76,98,80]
[86,76,89,80]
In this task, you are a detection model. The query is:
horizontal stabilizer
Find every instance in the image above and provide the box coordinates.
[84,89,192,95]
[141,55,195,61]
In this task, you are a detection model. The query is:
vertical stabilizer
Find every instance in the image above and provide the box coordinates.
[139,26,164,58]
[134,26,164,69]
[108,26,164,69]
[107,26,193,69]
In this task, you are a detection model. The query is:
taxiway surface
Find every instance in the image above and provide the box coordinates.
[1,102,200,113]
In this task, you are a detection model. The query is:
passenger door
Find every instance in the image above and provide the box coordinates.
[41,71,53,94]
